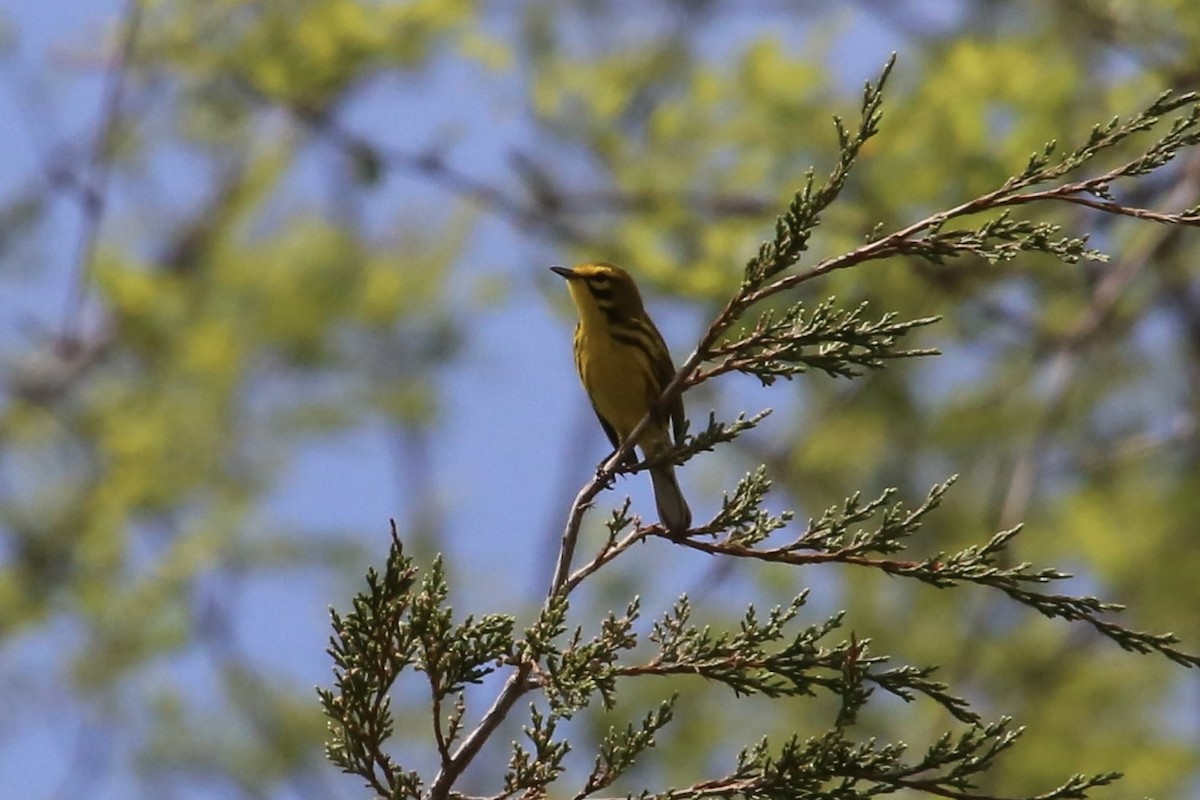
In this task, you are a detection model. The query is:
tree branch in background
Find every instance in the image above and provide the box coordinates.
[62,0,143,347]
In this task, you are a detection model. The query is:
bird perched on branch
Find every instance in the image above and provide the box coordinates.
[552,262,692,533]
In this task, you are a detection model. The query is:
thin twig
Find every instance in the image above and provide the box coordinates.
[299,111,597,249]
[427,665,533,800]
[62,0,142,346]
[562,527,652,594]
[1040,193,1200,224]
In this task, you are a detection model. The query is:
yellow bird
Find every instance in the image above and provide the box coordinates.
[551,262,692,533]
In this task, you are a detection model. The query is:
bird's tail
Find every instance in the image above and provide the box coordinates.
[650,463,691,534]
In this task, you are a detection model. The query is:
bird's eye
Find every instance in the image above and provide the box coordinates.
[592,274,609,284]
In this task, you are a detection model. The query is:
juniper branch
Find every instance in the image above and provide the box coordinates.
[635,720,1115,800]
[325,60,1200,800]
[698,299,940,385]
[615,594,978,724]
[654,478,1200,668]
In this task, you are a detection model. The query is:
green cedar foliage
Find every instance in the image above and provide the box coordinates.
[322,63,1200,800]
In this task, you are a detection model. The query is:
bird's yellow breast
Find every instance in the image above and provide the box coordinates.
[574,319,666,449]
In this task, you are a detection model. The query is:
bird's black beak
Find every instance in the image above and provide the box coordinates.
[550,265,576,279]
